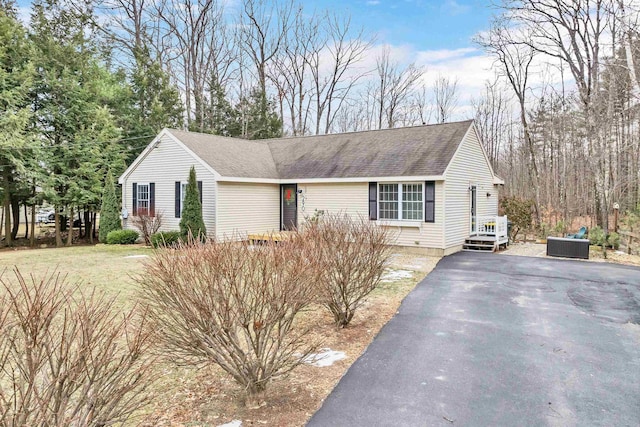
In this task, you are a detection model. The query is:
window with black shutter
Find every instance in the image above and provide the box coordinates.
[424,181,435,223]
[175,182,181,218]
[369,182,377,220]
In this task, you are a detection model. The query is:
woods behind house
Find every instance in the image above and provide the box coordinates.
[1,0,640,247]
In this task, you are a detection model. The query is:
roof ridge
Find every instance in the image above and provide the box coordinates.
[267,119,474,143]
[166,128,270,145]
[167,119,474,144]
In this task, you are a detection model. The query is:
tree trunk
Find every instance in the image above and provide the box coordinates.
[2,167,11,247]
[24,204,28,239]
[30,202,36,247]
[55,209,63,247]
[84,209,91,240]
[67,206,74,246]
[91,211,97,244]
[11,199,19,241]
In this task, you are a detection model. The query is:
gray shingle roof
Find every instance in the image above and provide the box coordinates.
[168,120,473,180]
[168,129,279,179]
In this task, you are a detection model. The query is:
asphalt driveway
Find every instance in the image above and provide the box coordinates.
[307,252,640,426]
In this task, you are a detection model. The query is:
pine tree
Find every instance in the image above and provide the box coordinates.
[124,48,183,164]
[238,87,283,140]
[30,0,122,246]
[0,7,34,246]
[179,166,206,240]
[99,170,121,243]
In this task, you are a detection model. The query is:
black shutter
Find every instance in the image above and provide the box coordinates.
[149,183,155,217]
[369,182,377,220]
[197,181,203,206]
[132,183,137,215]
[425,181,435,223]
[175,182,181,218]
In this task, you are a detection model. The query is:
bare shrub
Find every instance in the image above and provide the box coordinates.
[131,211,164,245]
[138,238,320,399]
[0,269,156,426]
[303,213,393,327]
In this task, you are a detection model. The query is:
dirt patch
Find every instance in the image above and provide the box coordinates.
[140,249,440,427]
[500,242,547,257]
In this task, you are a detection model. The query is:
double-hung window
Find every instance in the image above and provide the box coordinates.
[137,184,150,215]
[378,183,423,221]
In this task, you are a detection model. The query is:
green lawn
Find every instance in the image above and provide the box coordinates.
[0,244,153,309]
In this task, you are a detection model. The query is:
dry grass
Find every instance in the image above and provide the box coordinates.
[0,244,152,309]
[588,247,640,266]
[0,243,439,426]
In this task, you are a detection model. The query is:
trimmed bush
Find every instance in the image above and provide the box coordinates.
[150,231,182,248]
[138,238,320,399]
[106,229,139,245]
[0,269,156,425]
[301,213,392,328]
[99,170,122,242]
[179,166,206,240]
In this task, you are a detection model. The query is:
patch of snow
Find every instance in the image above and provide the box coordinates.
[217,420,242,427]
[303,348,346,367]
[381,269,413,282]
[512,296,535,306]
[615,251,627,255]
[124,254,148,259]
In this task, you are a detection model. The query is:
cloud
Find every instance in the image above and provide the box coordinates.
[441,0,471,16]
[415,48,496,116]
[415,47,478,63]
[366,0,381,5]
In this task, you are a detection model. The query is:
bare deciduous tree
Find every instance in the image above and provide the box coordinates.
[269,6,323,135]
[131,210,164,245]
[433,75,459,124]
[310,14,372,134]
[504,0,611,231]
[476,22,541,225]
[471,76,513,169]
[374,47,424,129]
[155,0,230,129]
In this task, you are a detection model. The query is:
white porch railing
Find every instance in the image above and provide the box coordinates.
[474,215,508,242]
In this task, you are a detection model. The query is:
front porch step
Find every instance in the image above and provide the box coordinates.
[463,237,496,252]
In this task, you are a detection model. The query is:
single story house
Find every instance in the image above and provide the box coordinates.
[118,120,506,255]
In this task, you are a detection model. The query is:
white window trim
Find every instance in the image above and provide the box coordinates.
[137,182,150,214]
[377,182,424,222]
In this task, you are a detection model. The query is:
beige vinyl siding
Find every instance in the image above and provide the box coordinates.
[297,182,445,249]
[122,133,216,236]
[216,182,280,239]
[443,125,498,248]
[297,183,369,220]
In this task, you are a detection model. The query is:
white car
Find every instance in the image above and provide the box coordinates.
[37,209,55,224]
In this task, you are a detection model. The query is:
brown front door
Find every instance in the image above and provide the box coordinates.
[281,184,297,230]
